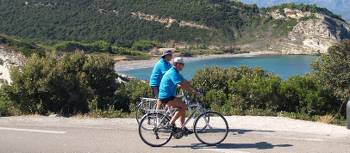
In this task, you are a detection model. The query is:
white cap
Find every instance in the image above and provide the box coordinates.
[173,57,184,64]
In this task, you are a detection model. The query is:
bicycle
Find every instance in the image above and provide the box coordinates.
[135,91,185,124]
[138,91,229,147]
[135,98,157,124]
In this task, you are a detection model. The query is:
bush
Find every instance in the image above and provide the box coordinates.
[111,46,149,58]
[0,88,11,116]
[181,50,194,57]
[3,52,119,116]
[132,40,157,51]
[279,75,340,115]
[116,80,153,112]
[191,66,340,117]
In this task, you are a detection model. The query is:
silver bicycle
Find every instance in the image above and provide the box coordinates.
[136,98,157,124]
[135,91,185,124]
[138,91,229,147]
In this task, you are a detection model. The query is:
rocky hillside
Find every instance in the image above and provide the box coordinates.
[239,6,350,54]
[240,0,350,22]
[271,8,349,54]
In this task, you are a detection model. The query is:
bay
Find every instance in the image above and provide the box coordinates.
[117,55,318,80]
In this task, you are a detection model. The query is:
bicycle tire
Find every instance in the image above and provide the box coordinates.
[193,113,210,132]
[193,111,229,145]
[138,113,172,147]
[135,104,145,125]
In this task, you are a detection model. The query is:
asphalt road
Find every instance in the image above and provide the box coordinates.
[0,116,350,153]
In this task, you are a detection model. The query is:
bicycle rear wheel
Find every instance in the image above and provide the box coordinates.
[138,113,172,147]
[135,104,146,125]
[194,111,228,145]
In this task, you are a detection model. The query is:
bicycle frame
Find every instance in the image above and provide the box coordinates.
[154,92,210,129]
[138,98,157,110]
[139,91,228,147]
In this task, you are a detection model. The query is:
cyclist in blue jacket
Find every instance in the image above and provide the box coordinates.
[158,57,199,134]
[149,50,173,98]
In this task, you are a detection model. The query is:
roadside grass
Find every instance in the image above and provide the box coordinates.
[279,112,346,126]
[318,115,335,124]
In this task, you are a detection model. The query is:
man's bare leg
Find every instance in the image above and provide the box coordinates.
[166,98,186,127]
[156,100,162,110]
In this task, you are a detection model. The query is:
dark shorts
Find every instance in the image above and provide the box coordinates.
[159,96,176,104]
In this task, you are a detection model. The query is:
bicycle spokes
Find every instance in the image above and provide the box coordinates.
[194,112,228,145]
[139,113,172,147]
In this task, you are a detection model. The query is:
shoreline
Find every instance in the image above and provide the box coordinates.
[114,51,281,71]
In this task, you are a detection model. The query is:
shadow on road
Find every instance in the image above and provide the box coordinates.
[171,142,292,150]
[216,142,293,149]
[230,128,275,135]
[167,128,290,150]
[169,128,290,150]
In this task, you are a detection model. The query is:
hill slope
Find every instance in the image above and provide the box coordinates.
[0,0,349,54]
[0,0,261,45]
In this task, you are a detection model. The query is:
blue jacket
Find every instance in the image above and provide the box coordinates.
[158,67,185,99]
[149,58,172,87]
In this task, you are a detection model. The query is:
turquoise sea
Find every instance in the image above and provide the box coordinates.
[117,55,318,80]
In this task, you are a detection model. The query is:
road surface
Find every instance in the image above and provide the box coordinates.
[0,115,349,153]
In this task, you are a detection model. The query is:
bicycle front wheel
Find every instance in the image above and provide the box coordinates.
[138,113,172,147]
[194,111,229,145]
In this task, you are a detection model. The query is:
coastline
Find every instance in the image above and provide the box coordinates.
[114,51,281,71]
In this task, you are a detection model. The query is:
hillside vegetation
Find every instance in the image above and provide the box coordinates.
[0,34,46,56]
[0,0,344,48]
[0,33,151,59]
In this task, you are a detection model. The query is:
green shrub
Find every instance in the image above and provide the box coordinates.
[3,52,119,116]
[181,50,194,57]
[0,88,11,116]
[192,66,339,117]
[132,40,157,51]
[116,80,153,112]
[279,75,340,115]
[111,46,149,59]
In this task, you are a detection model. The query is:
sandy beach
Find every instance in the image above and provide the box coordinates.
[114,51,281,71]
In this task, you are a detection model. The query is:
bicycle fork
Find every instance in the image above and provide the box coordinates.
[153,114,166,139]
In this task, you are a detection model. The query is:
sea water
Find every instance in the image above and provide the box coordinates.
[117,55,318,80]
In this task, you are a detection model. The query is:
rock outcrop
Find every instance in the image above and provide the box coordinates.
[0,47,25,85]
[131,11,211,30]
[269,9,350,54]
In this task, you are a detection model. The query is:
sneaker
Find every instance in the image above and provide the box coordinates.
[182,127,193,135]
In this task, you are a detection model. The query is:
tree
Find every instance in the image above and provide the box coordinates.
[312,40,350,115]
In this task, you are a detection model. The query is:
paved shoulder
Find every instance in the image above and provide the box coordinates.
[0,115,349,153]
